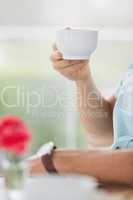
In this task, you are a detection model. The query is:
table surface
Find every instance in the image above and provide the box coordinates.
[0,176,133,200]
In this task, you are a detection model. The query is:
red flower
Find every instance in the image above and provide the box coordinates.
[0,116,32,156]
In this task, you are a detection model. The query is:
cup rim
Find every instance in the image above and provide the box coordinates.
[59,27,98,33]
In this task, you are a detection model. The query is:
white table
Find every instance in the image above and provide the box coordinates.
[0,176,130,200]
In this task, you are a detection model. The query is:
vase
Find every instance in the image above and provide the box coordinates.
[2,158,27,200]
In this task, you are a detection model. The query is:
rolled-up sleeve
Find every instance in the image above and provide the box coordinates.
[112,136,133,149]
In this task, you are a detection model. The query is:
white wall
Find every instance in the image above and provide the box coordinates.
[0,0,132,28]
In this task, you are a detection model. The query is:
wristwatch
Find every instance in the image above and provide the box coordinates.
[28,142,57,173]
[41,144,57,174]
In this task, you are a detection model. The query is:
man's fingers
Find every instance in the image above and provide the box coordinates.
[53,60,83,70]
[50,51,63,62]
[59,63,83,76]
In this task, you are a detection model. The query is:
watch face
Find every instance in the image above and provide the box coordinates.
[27,142,54,161]
[36,142,54,157]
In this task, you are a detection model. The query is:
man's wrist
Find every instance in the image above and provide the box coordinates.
[53,150,67,174]
[53,150,77,174]
[75,70,91,87]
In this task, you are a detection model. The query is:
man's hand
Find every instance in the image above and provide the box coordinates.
[28,158,46,176]
[50,49,89,81]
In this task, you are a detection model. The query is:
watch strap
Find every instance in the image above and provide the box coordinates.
[41,146,58,174]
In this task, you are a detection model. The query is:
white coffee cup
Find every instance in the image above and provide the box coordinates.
[56,28,98,60]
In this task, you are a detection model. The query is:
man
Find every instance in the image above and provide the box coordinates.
[29,47,133,184]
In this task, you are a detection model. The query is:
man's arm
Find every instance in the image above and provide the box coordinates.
[51,50,116,147]
[76,76,116,147]
[29,149,133,185]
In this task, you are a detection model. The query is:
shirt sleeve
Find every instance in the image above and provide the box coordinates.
[112,136,133,149]
[114,80,123,98]
[114,64,133,98]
